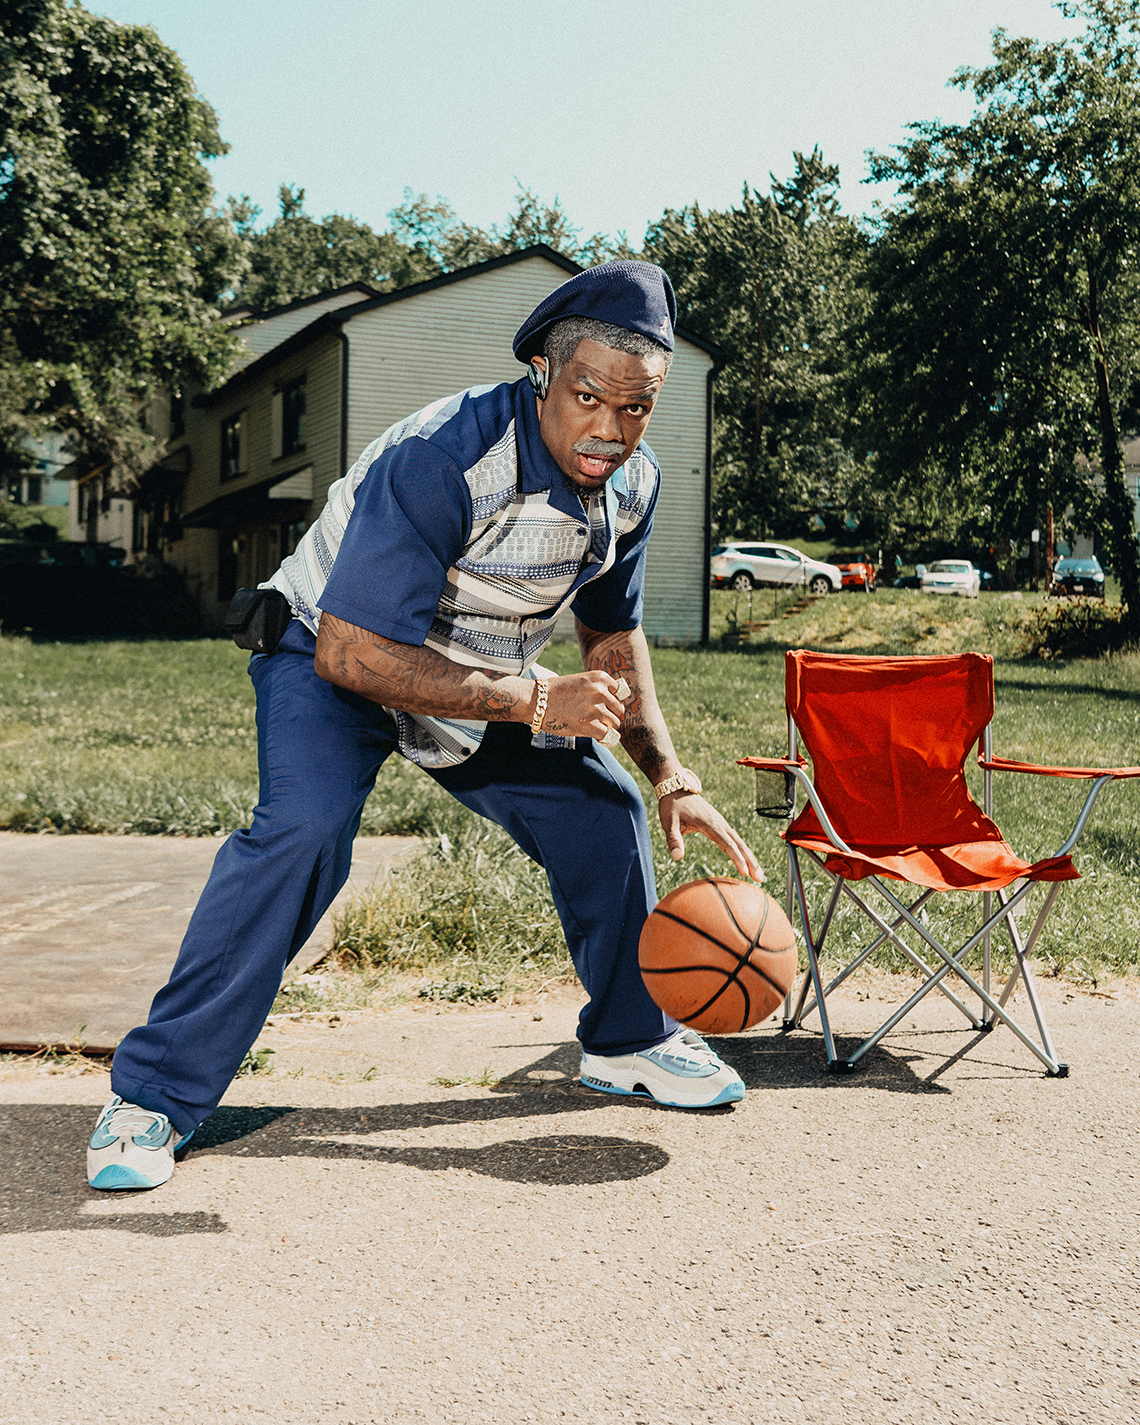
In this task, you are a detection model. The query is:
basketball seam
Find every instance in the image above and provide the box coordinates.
[648,902,790,1002]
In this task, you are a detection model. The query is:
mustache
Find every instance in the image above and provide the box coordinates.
[572,438,625,458]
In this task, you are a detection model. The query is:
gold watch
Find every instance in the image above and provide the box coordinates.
[653,768,702,801]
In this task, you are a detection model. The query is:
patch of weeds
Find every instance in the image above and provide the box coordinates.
[330,826,571,996]
[418,976,504,1004]
[430,1065,502,1088]
[236,1046,275,1076]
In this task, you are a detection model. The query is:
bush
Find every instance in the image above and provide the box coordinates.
[1021,599,1130,659]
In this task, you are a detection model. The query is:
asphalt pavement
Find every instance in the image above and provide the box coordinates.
[1,972,1137,1425]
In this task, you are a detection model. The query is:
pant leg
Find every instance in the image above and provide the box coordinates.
[429,722,677,1057]
[111,628,398,1134]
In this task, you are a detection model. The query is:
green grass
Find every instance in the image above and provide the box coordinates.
[3,587,1140,995]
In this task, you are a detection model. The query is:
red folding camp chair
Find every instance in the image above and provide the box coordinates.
[740,650,1140,1076]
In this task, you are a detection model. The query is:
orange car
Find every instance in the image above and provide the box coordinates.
[832,551,877,592]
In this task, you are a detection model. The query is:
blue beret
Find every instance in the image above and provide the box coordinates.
[513,260,677,364]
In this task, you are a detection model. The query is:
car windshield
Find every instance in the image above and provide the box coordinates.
[1056,559,1101,575]
[928,562,970,574]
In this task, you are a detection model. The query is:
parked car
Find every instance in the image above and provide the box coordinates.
[920,559,981,598]
[892,573,923,589]
[831,550,877,592]
[1050,556,1105,599]
[710,541,842,595]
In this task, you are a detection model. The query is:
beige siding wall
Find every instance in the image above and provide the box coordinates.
[168,334,344,629]
[343,256,712,643]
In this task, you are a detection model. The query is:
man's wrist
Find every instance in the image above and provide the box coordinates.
[652,767,702,801]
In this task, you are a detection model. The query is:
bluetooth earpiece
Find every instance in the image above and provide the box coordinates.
[527,359,549,399]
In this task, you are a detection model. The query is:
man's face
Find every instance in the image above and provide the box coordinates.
[534,338,668,495]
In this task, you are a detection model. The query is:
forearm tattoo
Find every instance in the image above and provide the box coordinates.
[581,625,676,783]
[317,616,523,720]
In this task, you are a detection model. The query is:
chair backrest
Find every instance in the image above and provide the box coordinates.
[786,650,996,848]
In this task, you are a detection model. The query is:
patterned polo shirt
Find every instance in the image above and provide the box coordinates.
[266,377,659,768]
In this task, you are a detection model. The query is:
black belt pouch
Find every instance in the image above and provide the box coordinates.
[224,588,294,654]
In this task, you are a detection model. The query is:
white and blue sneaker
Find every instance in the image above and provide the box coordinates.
[580,1028,745,1108]
[87,1097,192,1191]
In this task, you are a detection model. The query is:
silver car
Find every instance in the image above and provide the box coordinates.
[920,559,981,598]
[710,542,843,595]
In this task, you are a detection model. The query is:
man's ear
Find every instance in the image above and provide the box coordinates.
[527,358,549,400]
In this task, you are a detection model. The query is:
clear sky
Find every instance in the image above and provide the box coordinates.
[93,0,1076,240]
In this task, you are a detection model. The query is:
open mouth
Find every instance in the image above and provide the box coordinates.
[575,451,621,480]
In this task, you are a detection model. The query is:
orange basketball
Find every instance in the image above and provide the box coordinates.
[639,878,797,1034]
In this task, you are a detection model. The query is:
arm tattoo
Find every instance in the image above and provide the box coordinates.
[578,622,678,784]
[316,614,525,721]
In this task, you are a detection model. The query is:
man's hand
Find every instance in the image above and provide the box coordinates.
[540,670,626,740]
[658,791,762,881]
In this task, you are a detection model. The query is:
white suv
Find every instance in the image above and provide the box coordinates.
[710,542,843,595]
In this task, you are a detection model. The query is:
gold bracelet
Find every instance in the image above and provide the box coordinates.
[530,679,549,735]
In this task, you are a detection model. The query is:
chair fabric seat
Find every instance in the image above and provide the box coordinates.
[786,812,1079,891]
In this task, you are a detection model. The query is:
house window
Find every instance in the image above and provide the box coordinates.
[170,391,186,439]
[282,378,306,456]
[221,412,243,482]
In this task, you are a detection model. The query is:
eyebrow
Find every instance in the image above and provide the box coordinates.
[573,373,659,403]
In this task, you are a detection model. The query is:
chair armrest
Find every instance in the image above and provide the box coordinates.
[737,756,808,771]
[979,755,1140,780]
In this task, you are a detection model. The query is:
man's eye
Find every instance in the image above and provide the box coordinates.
[627,404,648,417]
[577,392,597,405]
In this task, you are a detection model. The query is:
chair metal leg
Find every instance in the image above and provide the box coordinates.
[982,889,992,1026]
[789,847,839,1067]
[851,876,1066,1074]
[783,846,796,1022]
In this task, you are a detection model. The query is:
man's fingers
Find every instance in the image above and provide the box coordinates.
[663,803,684,861]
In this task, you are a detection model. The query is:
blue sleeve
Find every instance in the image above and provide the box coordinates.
[317,438,471,643]
[571,475,659,633]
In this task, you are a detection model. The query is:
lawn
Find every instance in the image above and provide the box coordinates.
[3,587,1138,1000]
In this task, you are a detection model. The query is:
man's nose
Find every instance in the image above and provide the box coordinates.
[589,403,623,442]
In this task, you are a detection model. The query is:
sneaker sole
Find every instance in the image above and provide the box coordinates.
[88,1161,175,1191]
[580,1072,744,1109]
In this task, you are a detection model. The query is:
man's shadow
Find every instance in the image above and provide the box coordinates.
[1,1026,951,1238]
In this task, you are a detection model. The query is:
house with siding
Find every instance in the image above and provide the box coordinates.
[83,246,725,642]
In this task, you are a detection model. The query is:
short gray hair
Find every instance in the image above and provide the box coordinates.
[543,316,673,380]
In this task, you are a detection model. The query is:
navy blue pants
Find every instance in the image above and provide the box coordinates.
[111,626,675,1134]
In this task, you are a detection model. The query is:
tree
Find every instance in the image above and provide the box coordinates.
[387,182,630,273]
[0,0,246,483]
[643,151,869,538]
[229,185,436,312]
[856,0,1140,618]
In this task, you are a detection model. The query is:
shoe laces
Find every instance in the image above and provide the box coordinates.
[101,1101,168,1141]
[642,1029,722,1071]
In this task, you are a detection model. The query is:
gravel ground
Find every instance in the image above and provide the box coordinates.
[1,977,1138,1425]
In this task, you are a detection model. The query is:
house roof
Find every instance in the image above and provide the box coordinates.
[194,245,728,409]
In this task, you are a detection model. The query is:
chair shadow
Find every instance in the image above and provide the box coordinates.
[704,1026,953,1094]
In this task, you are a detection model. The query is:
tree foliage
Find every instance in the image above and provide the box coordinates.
[0,0,246,482]
[855,0,1140,617]
[387,182,632,273]
[228,185,437,312]
[643,150,869,538]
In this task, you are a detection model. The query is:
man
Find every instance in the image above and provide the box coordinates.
[87,261,761,1192]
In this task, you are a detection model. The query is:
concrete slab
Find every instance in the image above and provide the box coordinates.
[0,832,420,1051]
